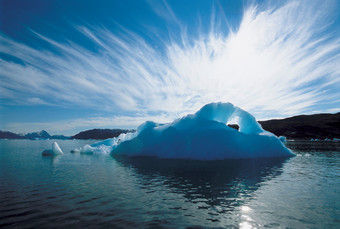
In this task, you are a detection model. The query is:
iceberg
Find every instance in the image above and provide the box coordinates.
[71,138,121,154]
[279,136,287,142]
[42,142,64,156]
[77,102,294,159]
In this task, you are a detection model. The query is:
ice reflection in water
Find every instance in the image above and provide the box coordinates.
[113,155,289,225]
[41,154,62,165]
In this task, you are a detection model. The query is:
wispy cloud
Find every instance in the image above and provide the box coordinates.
[1,0,339,129]
[27,97,51,106]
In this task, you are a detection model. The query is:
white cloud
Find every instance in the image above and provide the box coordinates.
[27,97,50,105]
[0,0,339,125]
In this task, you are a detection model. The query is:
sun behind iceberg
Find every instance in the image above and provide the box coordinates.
[77,102,294,159]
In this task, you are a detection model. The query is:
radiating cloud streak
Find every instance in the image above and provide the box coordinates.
[0,0,339,132]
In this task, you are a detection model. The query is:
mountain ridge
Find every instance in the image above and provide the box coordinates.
[0,130,69,140]
[258,112,340,140]
[69,128,135,140]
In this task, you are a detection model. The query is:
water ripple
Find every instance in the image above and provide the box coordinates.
[0,140,339,228]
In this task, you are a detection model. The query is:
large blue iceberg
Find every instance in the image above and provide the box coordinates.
[77,102,294,159]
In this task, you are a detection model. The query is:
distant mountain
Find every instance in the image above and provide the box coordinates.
[23,130,51,139]
[0,130,69,140]
[70,129,135,140]
[259,112,340,140]
[0,131,25,139]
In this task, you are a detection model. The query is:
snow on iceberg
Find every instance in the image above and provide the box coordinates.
[71,136,133,155]
[77,102,294,159]
[42,141,64,156]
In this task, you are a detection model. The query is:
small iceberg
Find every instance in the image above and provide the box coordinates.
[42,142,64,156]
[71,140,114,155]
[76,102,294,160]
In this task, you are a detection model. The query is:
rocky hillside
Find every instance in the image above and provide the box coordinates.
[259,112,340,140]
[70,129,134,140]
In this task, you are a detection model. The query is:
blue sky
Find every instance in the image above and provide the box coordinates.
[1,0,339,135]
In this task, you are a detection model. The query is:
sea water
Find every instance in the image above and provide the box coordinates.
[0,140,339,228]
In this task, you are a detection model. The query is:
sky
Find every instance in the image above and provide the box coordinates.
[0,0,339,135]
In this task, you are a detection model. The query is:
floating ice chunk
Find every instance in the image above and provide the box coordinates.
[73,131,137,155]
[76,102,294,159]
[78,142,120,155]
[42,142,63,156]
[79,144,95,154]
[110,102,294,159]
[52,142,63,154]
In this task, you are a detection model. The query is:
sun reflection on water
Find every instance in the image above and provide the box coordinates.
[241,205,252,212]
[240,205,256,229]
[240,221,253,229]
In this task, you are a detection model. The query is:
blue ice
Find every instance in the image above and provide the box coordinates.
[77,102,294,159]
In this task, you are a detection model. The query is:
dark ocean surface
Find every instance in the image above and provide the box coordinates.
[0,140,339,228]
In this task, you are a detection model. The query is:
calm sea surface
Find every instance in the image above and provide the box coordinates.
[0,140,339,228]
